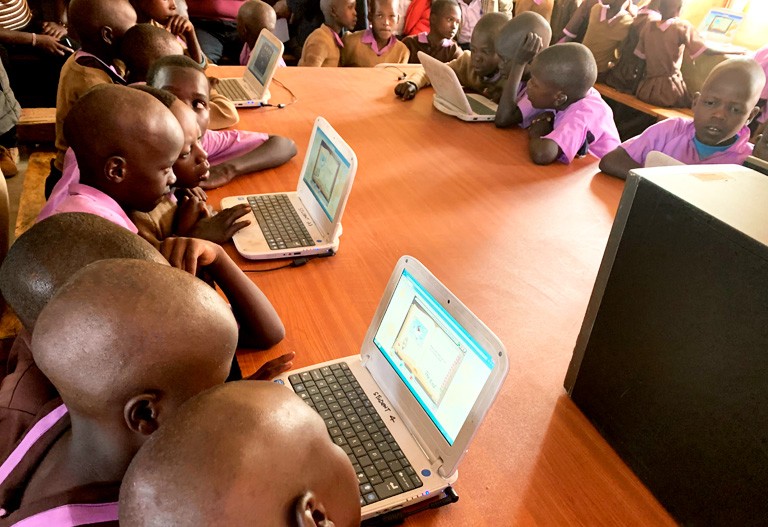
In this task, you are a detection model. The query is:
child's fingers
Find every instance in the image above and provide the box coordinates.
[226,219,251,239]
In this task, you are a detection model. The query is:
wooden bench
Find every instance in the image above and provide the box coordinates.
[15,151,54,239]
[595,83,694,121]
[17,107,56,144]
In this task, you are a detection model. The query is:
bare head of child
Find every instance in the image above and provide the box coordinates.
[526,42,597,111]
[120,23,184,83]
[237,0,278,49]
[692,57,765,147]
[320,0,358,33]
[31,259,238,486]
[68,0,137,60]
[429,0,461,42]
[147,55,212,136]
[495,11,551,77]
[0,213,165,331]
[658,0,682,20]
[469,13,509,79]
[133,84,210,189]
[369,0,398,48]
[132,0,178,24]
[119,381,361,527]
[65,85,183,213]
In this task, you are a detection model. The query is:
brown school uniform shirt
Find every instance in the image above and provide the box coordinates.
[405,51,507,102]
[341,30,409,67]
[298,24,343,67]
[402,33,462,64]
[581,1,635,74]
[128,195,177,247]
[54,53,126,171]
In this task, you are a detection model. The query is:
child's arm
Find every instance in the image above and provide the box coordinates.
[599,146,642,179]
[394,64,433,100]
[299,37,331,67]
[166,15,205,65]
[527,112,561,165]
[203,135,298,189]
[159,236,286,349]
[180,200,253,244]
[207,78,240,130]
[496,32,542,128]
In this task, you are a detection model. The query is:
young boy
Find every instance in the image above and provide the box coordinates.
[494,11,551,127]
[395,12,508,102]
[496,43,620,165]
[401,0,462,64]
[119,382,362,526]
[580,0,635,78]
[120,23,185,84]
[298,0,358,66]
[342,0,410,67]
[0,259,240,525]
[131,0,205,66]
[237,0,286,67]
[599,58,766,180]
[147,55,297,189]
[39,85,184,231]
[47,0,137,198]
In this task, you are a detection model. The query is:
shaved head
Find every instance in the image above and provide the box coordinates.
[238,0,277,46]
[68,0,137,52]
[472,12,509,45]
[32,259,238,417]
[701,57,765,110]
[531,42,597,99]
[0,213,164,330]
[120,381,361,527]
[496,11,552,60]
[120,24,184,83]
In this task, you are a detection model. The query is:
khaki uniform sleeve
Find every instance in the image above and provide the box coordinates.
[208,88,239,130]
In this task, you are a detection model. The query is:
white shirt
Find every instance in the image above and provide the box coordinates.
[457,0,483,44]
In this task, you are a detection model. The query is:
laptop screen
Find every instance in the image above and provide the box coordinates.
[303,126,353,221]
[699,9,743,42]
[248,36,280,85]
[372,269,495,445]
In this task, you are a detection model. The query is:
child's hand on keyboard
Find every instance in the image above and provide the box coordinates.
[175,195,211,237]
[247,352,296,380]
[185,203,251,244]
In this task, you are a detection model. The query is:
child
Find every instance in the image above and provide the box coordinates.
[120,23,185,83]
[395,12,508,102]
[47,0,137,198]
[514,0,553,22]
[39,85,184,230]
[580,0,635,78]
[494,11,552,127]
[0,259,240,524]
[342,0,410,66]
[147,55,297,189]
[131,0,205,66]
[558,0,599,43]
[634,0,706,108]
[298,0,358,66]
[604,0,660,95]
[496,43,620,165]
[401,0,462,64]
[599,57,766,179]
[455,0,512,50]
[119,382,362,526]
[237,0,286,67]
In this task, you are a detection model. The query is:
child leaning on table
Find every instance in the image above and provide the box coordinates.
[599,57,766,180]
[119,382,361,527]
[401,0,462,64]
[395,12,508,102]
[298,0,358,66]
[342,0,410,66]
[147,54,297,189]
[496,43,620,165]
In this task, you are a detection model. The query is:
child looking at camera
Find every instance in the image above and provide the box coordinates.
[342,0,410,66]
[401,0,462,64]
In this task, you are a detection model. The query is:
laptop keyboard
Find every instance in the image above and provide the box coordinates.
[246,194,316,250]
[218,78,252,101]
[288,362,424,506]
[467,96,495,115]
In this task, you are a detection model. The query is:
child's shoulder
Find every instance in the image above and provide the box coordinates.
[342,30,366,46]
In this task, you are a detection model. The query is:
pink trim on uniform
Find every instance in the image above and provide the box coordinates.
[361,28,397,56]
[11,502,119,527]
[658,17,676,31]
[239,42,287,67]
[330,26,344,48]
[0,404,67,485]
[562,27,576,38]
[37,183,139,233]
[621,117,753,166]
[598,1,631,23]
[416,31,452,47]
[201,128,269,165]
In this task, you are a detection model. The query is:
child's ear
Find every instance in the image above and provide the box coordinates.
[554,91,568,109]
[101,26,115,46]
[105,156,127,183]
[747,105,761,124]
[125,393,161,436]
[691,92,701,107]
[293,491,333,527]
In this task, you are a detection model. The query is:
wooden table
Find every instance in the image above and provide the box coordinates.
[207,67,675,526]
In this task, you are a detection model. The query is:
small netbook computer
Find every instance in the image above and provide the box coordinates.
[697,8,746,54]
[221,117,356,260]
[217,29,283,107]
[418,51,497,122]
[274,255,508,520]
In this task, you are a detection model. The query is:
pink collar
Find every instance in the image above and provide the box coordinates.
[417,31,453,48]
[327,25,344,48]
[598,1,631,23]
[361,28,396,56]
[74,50,123,80]
[658,17,677,31]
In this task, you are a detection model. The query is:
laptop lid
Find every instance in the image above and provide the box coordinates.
[698,8,743,50]
[359,256,508,478]
[295,116,357,244]
[418,51,475,116]
[243,29,284,99]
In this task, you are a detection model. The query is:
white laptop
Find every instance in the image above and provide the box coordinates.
[418,51,497,122]
[275,255,508,519]
[221,117,356,260]
[217,29,283,107]
[697,8,747,55]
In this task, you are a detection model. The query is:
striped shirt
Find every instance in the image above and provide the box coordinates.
[0,0,32,31]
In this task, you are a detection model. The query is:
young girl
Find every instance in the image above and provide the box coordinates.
[401,0,462,64]
[634,0,707,108]
[580,0,635,77]
[342,0,410,66]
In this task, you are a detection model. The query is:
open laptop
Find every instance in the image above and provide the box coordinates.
[217,29,283,107]
[418,51,497,122]
[274,255,508,519]
[221,117,356,260]
[697,8,746,55]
